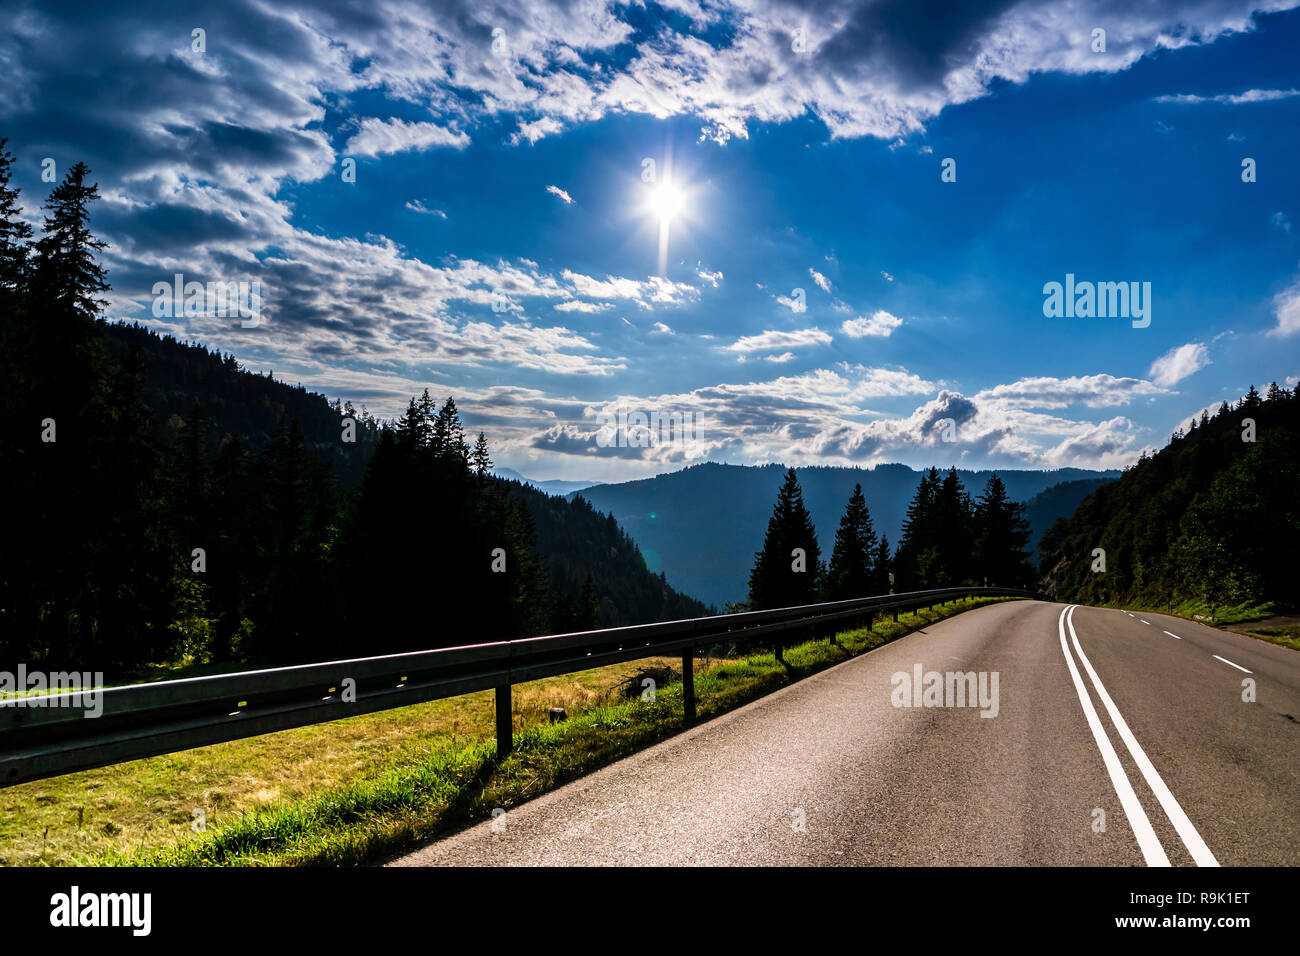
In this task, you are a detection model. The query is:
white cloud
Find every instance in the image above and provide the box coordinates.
[808,267,831,292]
[546,184,574,204]
[724,328,832,354]
[345,118,469,157]
[976,374,1166,409]
[880,271,895,282]
[511,117,564,145]
[561,270,698,308]
[697,268,723,287]
[1154,88,1300,105]
[1148,342,1211,387]
[651,321,674,335]
[554,300,612,313]
[405,200,447,217]
[765,351,796,363]
[1269,280,1300,337]
[841,310,902,338]
[1272,211,1292,232]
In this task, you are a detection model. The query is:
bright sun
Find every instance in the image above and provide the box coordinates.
[648,181,684,223]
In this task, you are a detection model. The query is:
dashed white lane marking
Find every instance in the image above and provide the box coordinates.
[1140,619,1151,625]
[1162,630,1182,640]
[1213,654,1252,674]
[1057,605,1170,867]
[1067,605,1220,868]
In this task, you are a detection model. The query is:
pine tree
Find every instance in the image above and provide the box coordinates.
[828,483,877,599]
[874,534,892,592]
[748,468,821,611]
[0,139,35,465]
[471,431,492,475]
[934,467,974,585]
[415,388,437,448]
[33,162,108,321]
[396,397,423,448]
[895,467,940,588]
[505,498,550,637]
[0,137,32,295]
[433,397,468,463]
[973,474,1034,588]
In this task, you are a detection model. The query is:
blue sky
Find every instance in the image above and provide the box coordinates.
[3,0,1298,480]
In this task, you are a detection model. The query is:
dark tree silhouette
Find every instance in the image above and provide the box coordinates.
[827,483,877,599]
[748,468,822,611]
[973,475,1033,587]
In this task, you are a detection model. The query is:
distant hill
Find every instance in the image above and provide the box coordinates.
[493,466,601,496]
[574,462,1120,607]
[504,481,713,625]
[1038,384,1298,611]
[104,321,381,486]
[1022,478,1115,562]
[104,321,709,625]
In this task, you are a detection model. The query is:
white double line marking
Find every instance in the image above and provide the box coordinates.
[1058,604,1219,867]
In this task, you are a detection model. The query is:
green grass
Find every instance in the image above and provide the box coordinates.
[2,597,1021,868]
[1107,596,1276,626]
[1103,597,1300,651]
[1227,622,1300,652]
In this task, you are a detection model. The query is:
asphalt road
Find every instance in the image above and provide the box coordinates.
[390,600,1300,866]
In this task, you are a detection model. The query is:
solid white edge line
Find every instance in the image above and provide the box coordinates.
[1213,654,1252,674]
[1056,605,1170,866]
[1162,630,1183,640]
[1067,605,1220,867]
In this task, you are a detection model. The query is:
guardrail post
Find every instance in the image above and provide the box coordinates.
[682,652,696,722]
[495,684,512,757]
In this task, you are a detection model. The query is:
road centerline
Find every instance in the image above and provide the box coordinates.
[1212,654,1252,674]
[1066,605,1220,867]
[1055,604,1170,867]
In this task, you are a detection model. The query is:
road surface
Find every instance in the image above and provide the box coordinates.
[390,600,1300,866]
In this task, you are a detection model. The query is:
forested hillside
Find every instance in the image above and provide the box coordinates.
[0,145,707,674]
[577,461,1119,607]
[506,484,711,630]
[104,322,384,487]
[1021,477,1114,562]
[1038,386,1299,612]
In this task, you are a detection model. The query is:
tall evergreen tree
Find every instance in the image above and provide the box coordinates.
[471,431,492,475]
[33,162,108,322]
[894,467,940,589]
[934,467,975,585]
[748,468,821,611]
[0,137,31,295]
[433,396,468,462]
[396,397,424,449]
[827,483,877,599]
[972,474,1033,587]
[415,388,437,447]
[874,534,892,593]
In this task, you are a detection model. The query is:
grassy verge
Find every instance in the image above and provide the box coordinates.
[1113,598,1299,651]
[2,596,1021,868]
[1223,621,1300,651]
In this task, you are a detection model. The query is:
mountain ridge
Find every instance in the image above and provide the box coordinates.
[572,461,1120,607]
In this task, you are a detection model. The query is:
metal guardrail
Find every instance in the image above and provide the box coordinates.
[0,586,1030,788]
